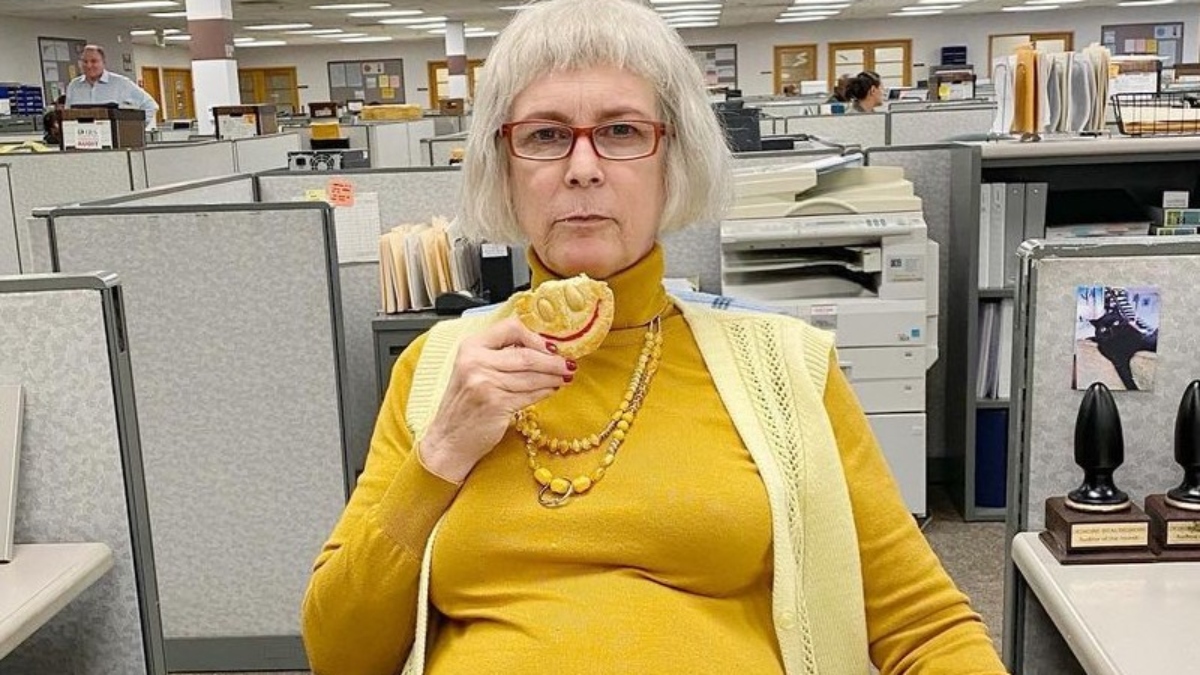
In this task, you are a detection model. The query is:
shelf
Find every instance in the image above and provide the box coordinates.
[978,287,1015,299]
[976,398,1011,408]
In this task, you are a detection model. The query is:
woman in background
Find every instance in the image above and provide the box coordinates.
[847,70,886,113]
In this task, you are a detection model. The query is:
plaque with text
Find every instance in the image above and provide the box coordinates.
[0,384,23,563]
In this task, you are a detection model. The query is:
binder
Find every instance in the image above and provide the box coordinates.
[1002,183,1026,287]
[997,299,1015,399]
[978,184,992,288]
[988,183,1007,287]
[1023,182,1048,241]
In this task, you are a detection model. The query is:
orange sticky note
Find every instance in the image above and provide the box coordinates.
[327,179,355,207]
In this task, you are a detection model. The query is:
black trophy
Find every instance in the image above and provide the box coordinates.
[1145,380,1200,559]
[1041,381,1153,564]
[1066,382,1131,512]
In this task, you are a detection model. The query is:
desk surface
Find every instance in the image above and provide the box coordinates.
[0,542,113,660]
[1013,532,1200,675]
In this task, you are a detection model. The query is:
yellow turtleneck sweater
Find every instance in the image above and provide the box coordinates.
[302,245,1006,675]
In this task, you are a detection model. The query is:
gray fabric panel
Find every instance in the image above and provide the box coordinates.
[5,151,135,223]
[367,123,411,168]
[20,216,52,274]
[233,134,300,174]
[1023,254,1200,531]
[119,178,256,207]
[1020,586,1087,674]
[258,169,461,478]
[889,108,996,145]
[663,220,720,294]
[785,114,887,149]
[143,142,235,188]
[867,147,952,460]
[0,166,17,275]
[52,209,346,639]
[0,288,148,675]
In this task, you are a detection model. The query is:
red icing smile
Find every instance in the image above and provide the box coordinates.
[539,303,601,343]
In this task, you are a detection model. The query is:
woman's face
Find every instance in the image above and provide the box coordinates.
[869,84,885,107]
[507,65,666,280]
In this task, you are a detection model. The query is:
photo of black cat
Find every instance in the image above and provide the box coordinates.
[1075,285,1160,392]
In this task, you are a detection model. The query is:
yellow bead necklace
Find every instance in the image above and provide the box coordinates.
[514,314,663,508]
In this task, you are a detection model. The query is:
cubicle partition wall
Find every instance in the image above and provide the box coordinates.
[888,105,996,145]
[420,131,468,166]
[96,174,257,207]
[0,165,16,275]
[1003,238,1200,673]
[0,273,166,675]
[232,133,301,174]
[367,119,437,168]
[140,140,237,188]
[44,204,350,672]
[785,113,886,149]
[4,150,140,227]
[257,166,462,480]
[865,143,967,467]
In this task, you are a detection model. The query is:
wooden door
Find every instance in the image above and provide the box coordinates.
[140,67,163,123]
[161,68,195,120]
[828,40,912,89]
[237,68,299,114]
[774,44,817,95]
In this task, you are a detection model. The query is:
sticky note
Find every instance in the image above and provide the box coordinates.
[327,179,355,207]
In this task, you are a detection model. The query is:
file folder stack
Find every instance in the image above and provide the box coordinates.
[991,43,1112,136]
[378,217,482,313]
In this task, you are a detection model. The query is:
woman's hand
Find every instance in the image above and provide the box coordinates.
[419,317,574,483]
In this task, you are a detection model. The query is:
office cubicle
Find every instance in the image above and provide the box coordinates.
[889,104,996,145]
[367,119,437,168]
[0,273,166,675]
[420,131,468,166]
[42,203,349,671]
[785,113,887,149]
[141,140,235,188]
[1003,238,1200,672]
[231,133,301,174]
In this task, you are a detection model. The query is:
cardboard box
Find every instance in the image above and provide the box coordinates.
[60,107,146,150]
[213,104,278,139]
[311,121,342,140]
[360,104,422,121]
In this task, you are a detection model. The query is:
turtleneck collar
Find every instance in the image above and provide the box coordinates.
[526,243,669,330]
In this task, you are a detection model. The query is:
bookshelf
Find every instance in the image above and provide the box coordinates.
[947,138,1200,521]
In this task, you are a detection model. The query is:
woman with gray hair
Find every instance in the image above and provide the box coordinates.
[302,1,1006,673]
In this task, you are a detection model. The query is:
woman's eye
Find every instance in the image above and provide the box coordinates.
[529,127,568,143]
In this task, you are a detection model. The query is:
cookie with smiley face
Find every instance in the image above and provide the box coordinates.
[513,275,614,359]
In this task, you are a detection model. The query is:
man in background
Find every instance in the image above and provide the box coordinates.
[65,45,158,129]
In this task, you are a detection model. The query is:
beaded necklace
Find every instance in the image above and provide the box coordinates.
[514,313,663,508]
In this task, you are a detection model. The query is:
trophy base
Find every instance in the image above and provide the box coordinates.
[1146,494,1200,561]
[1042,497,1155,565]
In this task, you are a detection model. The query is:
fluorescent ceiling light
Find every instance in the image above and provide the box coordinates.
[148,10,186,16]
[1026,0,1080,3]
[781,9,841,16]
[1119,0,1174,4]
[774,15,827,21]
[240,40,287,47]
[164,34,191,40]
[245,22,312,30]
[405,21,446,29]
[783,3,849,8]
[655,3,723,8]
[311,2,391,8]
[379,15,448,24]
[349,9,423,16]
[234,36,256,43]
[667,21,719,26]
[661,10,722,17]
[340,35,393,42]
[901,3,960,8]
[84,1,178,8]
[130,28,180,35]
[891,9,942,14]
[287,28,345,34]
[790,0,846,5]
[468,31,500,37]
[1001,4,1056,9]
[651,0,719,3]
[319,32,367,38]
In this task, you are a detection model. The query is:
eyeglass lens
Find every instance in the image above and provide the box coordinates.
[510,121,658,159]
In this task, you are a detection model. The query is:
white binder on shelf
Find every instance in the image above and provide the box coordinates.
[1,384,23,563]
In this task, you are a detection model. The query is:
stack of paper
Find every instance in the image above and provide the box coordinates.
[991,42,1113,136]
[378,217,481,313]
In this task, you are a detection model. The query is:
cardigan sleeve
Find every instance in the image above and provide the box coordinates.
[824,360,1010,675]
[301,333,460,675]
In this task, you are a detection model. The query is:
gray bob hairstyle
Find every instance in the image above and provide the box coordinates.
[458,0,732,244]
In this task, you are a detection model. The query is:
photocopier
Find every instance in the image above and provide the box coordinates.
[720,156,938,516]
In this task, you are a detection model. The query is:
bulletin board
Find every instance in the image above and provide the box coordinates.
[1101,23,1184,68]
[38,37,87,104]
[689,44,738,90]
[327,59,405,105]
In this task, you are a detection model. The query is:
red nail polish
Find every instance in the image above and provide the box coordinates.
[563,374,574,383]
[566,359,577,371]
[546,342,558,353]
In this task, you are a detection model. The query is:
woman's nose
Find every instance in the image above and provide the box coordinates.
[563,135,605,187]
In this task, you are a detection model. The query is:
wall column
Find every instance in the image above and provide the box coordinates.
[444,21,468,108]
[186,0,239,135]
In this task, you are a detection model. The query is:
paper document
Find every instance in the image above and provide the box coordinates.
[333,191,382,263]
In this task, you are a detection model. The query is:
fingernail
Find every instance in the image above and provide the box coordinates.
[546,342,558,354]
[566,359,577,371]
[563,374,574,383]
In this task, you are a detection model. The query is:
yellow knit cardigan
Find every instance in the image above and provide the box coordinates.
[399,297,871,675]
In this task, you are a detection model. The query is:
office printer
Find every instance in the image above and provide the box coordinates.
[720,158,938,515]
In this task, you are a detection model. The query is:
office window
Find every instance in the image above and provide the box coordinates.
[774,44,817,95]
[828,40,912,89]
[989,32,1074,66]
